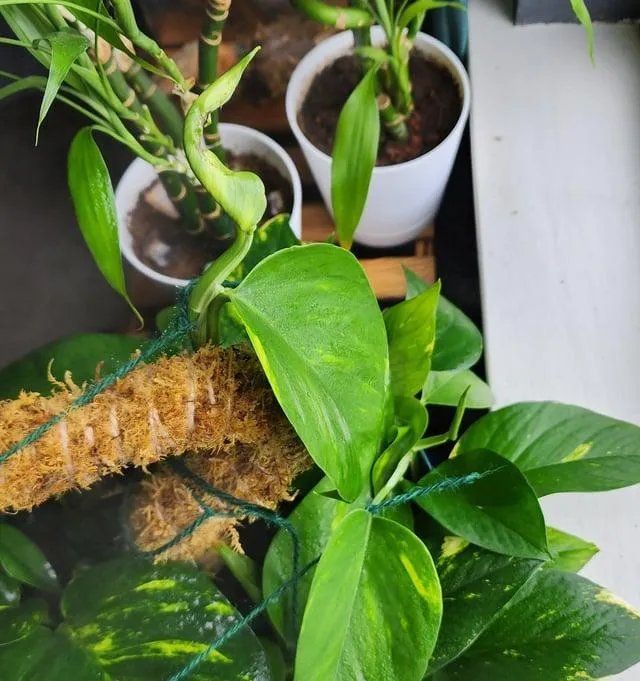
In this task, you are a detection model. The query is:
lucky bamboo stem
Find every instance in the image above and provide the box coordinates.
[377,93,409,141]
[0,347,304,513]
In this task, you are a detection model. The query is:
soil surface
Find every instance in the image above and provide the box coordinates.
[130,151,293,280]
[299,53,462,166]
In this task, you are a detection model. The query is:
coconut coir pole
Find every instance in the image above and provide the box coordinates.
[0,347,306,513]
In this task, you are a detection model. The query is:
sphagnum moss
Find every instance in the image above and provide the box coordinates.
[0,346,308,513]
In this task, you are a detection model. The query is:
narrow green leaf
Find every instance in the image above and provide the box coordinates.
[354,46,389,65]
[436,570,640,680]
[423,369,494,409]
[295,510,442,681]
[570,0,595,62]
[62,558,269,680]
[229,244,389,502]
[414,450,550,560]
[404,268,482,372]
[34,29,89,142]
[0,333,146,400]
[218,545,262,603]
[0,525,59,593]
[384,280,440,397]
[398,1,465,30]
[0,74,47,102]
[68,127,141,323]
[455,402,640,495]
[545,527,599,573]
[331,68,380,249]
[423,532,541,673]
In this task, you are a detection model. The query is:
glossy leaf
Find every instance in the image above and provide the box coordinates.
[398,1,465,30]
[68,127,140,321]
[436,570,640,680]
[0,74,47,102]
[62,558,269,680]
[423,369,493,409]
[570,0,594,61]
[384,281,440,397]
[218,544,262,603]
[425,534,541,673]
[414,450,549,559]
[295,510,442,681]
[0,525,59,593]
[545,527,598,573]
[227,213,300,283]
[331,68,380,249]
[0,333,145,400]
[455,402,640,495]
[404,269,482,372]
[184,49,266,233]
[229,244,388,502]
[260,638,287,681]
[263,477,349,644]
[0,598,49,644]
[34,29,89,142]
[0,571,21,606]
[372,396,428,493]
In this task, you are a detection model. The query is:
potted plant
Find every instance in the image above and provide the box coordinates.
[0,0,302,298]
[285,0,470,249]
[1,61,640,680]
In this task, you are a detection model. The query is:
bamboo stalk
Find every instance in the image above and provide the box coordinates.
[0,347,305,513]
[377,93,409,141]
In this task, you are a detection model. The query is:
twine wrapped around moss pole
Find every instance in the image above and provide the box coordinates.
[0,347,307,513]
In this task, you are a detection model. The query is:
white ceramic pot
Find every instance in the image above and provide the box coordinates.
[116,123,303,289]
[286,29,471,248]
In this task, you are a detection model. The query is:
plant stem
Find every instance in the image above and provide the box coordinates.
[349,0,371,49]
[199,0,230,162]
[291,0,372,28]
[377,93,408,140]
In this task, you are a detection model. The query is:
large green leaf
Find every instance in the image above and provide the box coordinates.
[331,68,380,249]
[263,477,349,645]
[229,244,388,502]
[423,369,494,409]
[0,570,21,606]
[384,281,440,397]
[414,450,549,560]
[0,525,59,593]
[0,333,145,400]
[34,29,89,142]
[455,402,640,495]
[424,533,541,673]
[62,558,269,681]
[68,127,140,321]
[545,527,598,573]
[295,510,442,681]
[0,598,49,644]
[435,569,640,680]
[404,269,482,372]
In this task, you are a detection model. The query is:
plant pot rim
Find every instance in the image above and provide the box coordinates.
[285,29,471,175]
[117,122,303,289]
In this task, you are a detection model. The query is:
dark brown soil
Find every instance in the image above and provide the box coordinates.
[130,151,293,280]
[299,53,462,166]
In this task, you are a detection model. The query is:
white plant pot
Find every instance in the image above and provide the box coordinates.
[286,29,471,248]
[116,123,303,289]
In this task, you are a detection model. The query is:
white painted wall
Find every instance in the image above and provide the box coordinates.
[469,1,640,677]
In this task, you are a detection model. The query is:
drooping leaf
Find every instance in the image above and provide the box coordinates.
[384,280,440,397]
[33,29,89,142]
[0,74,47,103]
[227,213,300,283]
[404,269,482,372]
[414,450,549,560]
[423,369,494,409]
[68,127,140,322]
[229,244,388,502]
[0,333,145,400]
[62,558,270,680]
[331,68,380,249]
[263,477,349,645]
[372,396,428,494]
[0,525,59,593]
[398,1,465,30]
[184,49,266,233]
[295,510,442,681]
[455,402,640,495]
[218,545,262,603]
[545,527,598,573]
[435,570,640,680]
[0,570,21,606]
[424,533,541,673]
[570,0,594,61]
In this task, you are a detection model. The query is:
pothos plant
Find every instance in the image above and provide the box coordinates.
[2,46,640,681]
[0,0,243,316]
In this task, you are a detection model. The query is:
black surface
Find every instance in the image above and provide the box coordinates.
[515,0,640,23]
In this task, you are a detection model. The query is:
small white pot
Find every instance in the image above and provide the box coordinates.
[116,123,303,289]
[286,29,471,248]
